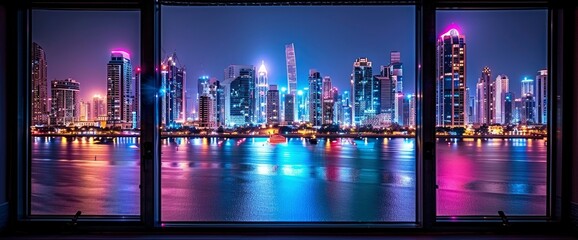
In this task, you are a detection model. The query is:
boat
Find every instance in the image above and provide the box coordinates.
[268,134,287,144]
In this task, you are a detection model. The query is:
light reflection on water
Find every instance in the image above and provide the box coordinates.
[31,136,546,220]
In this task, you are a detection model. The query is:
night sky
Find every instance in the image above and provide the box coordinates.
[32,7,546,107]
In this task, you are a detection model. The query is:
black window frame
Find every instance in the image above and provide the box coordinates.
[6,0,569,233]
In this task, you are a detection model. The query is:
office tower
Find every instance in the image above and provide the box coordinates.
[408,94,416,128]
[334,90,342,125]
[504,92,514,125]
[395,92,404,125]
[536,69,548,124]
[377,75,393,115]
[521,76,534,97]
[208,79,224,127]
[495,74,509,124]
[352,57,379,125]
[284,94,294,125]
[50,78,79,125]
[161,52,186,128]
[198,75,209,98]
[513,98,523,124]
[79,100,91,121]
[437,28,466,127]
[31,42,49,126]
[285,43,297,95]
[93,95,106,120]
[476,67,491,125]
[223,65,255,126]
[266,85,280,125]
[342,90,352,127]
[198,92,214,129]
[523,93,536,124]
[464,87,471,124]
[308,69,323,127]
[133,67,141,128]
[107,50,133,125]
[322,78,334,125]
[390,51,401,65]
[297,89,308,123]
[256,61,269,124]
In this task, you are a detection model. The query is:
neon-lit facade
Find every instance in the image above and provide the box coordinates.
[436,28,466,127]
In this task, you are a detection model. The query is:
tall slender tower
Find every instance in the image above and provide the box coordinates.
[266,85,280,125]
[352,57,377,125]
[256,61,269,124]
[93,95,106,120]
[494,74,509,124]
[308,69,323,127]
[437,28,466,127]
[161,52,186,127]
[536,69,548,124]
[223,65,255,126]
[31,42,49,126]
[285,43,297,122]
[106,50,133,125]
[476,67,491,125]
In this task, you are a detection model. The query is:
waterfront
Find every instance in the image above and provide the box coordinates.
[31,136,546,221]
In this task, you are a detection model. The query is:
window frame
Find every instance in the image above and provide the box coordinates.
[7,0,567,232]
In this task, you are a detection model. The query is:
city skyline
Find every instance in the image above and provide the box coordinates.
[32,7,547,127]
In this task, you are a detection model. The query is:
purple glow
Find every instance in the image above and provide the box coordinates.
[111,50,130,60]
[440,28,460,39]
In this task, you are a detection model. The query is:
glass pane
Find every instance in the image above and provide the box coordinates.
[435,10,548,216]
[31,10,141,216]
[160,5,416,222]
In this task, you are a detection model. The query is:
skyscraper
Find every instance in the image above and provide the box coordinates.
[31,42,49,126]
[266,85,280,125]
[352,57,379,125]
[106,50,133,125]
[79,100,91,121]
[342,90,352,127]
[208,79,225,127]
[476,67,492,125]
[161,52,186,128]
[523,93,536,124]
[504,92,514,125]
[198,91,214,129]
[256,61,269,124]
[322,76,334,125]
[536,69,548,124]
[51,78,79,125]
[495,74,509,124]
[133,67,141,128]
[224,65,255,126]
[521,76,534,97]
[308,69,323,127]
[285,43,297,122]
[93,95,106,120]
[437,28,466,127]
[408,94,416,128]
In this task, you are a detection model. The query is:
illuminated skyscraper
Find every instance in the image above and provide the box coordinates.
[256,61,269,124]
[161,52,186,128]
[107,50,133,125]
[198,91,214,129]
[536,69,548,124]
[495,74,509,124]
[521,76,536,124]
[322,76,334,125]
[476,67,492,125]
[51,78,79,125]
[521,76,534,97]
[79,100,91,121]
[92,95,106,120]
[504,92,514,124]
[133,67,141,128]
[223,65,255,126]
[31,42,49,126]
[437,28,466,127]
[308,69,323,127]
[285,43,297,122]
[266,85,280,125]
[352,57,379,125]
[341,90,352,126]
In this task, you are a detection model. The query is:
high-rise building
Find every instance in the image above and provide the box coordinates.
[134,67,141,128]
[285,43,297,95]
[396,92,405,125]
[161,52,186,128]
[377,75,393,116]
[51,78,79,125]
[79,100,91,121]
[31,42,49,126]
[297,89,308,123]
[284,94,294,125]
[521,76,534,97]
[333,89,342,125]
[437,28,466,127]
[513,97,523,124]
[536,69,548,124]
[523,93,536,124]
[352,57,379,125]
[504,92,514,125]
[256,61,269,124]
[224,65,255,126]
[407,94,416,128]
[476,67,491,125]
[308,69,323,127]
[198,92,214,129]
[342,90,352,127]
[322,79,334,125]
[266,85,280,125]
[208,79,224,127]
[106,50,133,125]
[494,74,509,124]
[93,95,106,120]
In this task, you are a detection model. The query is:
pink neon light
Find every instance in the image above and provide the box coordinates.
[440,24,462,39]
[111,50,130,59]
[136,67,141,72]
